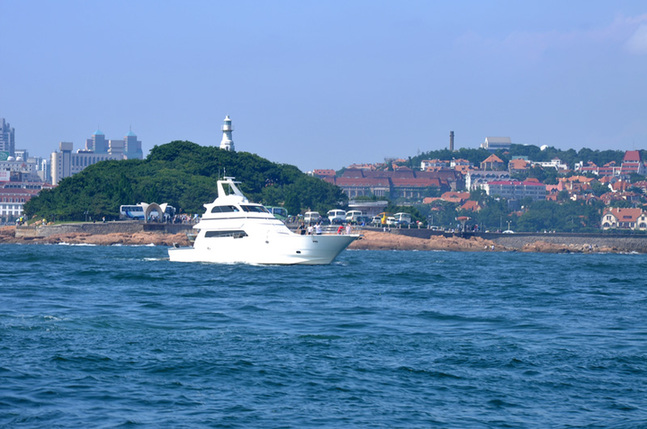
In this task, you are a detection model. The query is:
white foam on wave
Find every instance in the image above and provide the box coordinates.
[57,242,97,247]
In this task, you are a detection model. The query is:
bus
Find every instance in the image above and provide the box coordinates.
[119,205,145,220]
[119,203,176,221]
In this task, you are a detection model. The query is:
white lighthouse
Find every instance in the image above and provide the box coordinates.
[219,115,235,151]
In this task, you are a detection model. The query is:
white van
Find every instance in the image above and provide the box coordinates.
[393,212,412,227]
[304,211,322,224]
[327,209,346,224]
[345,210,363,224]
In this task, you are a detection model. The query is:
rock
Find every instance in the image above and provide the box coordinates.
[349,230,502,252]
[0,226,191,247]
[0,225,641,253]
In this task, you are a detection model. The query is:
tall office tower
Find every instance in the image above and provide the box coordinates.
[124,129,143,159]
[0,118,16,157]
[85,129,109,153]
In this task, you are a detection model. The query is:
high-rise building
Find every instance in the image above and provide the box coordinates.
[85,129,108,153]
[51,141,122,185]
[124,130,143,159]
[51,129,143,185]
[0,118,16,157]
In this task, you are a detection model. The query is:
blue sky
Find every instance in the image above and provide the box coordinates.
[2,1,647,172]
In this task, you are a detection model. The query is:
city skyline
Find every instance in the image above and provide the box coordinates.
[2,1,647,172]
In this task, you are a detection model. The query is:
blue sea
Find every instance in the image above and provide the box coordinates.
[1,244,646,428]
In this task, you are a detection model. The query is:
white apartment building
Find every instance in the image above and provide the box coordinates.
[51,142,123,185]
[465,170,511,190]
[481,180,547,201]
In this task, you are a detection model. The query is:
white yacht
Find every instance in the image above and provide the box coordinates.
[168,177,359,265]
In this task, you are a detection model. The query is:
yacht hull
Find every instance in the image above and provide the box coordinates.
[168,233,358,265]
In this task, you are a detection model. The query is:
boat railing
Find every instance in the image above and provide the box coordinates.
[304,224,359,236]
[290,223,365,236]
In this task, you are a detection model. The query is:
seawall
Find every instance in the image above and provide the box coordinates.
[392,228,647,253]
[15,221,193,239]
[6,223,647,253]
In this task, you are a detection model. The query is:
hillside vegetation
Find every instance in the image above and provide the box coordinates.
[24,141,347,221]
[407,144,638,172]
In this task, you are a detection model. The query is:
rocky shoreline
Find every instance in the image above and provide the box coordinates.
[352,230,624,253]
[0,226,191,247]
[0,226,634,253]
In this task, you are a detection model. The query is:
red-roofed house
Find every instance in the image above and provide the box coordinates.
[0,188,39,222]
[508,158,530,173]
[480,154,505,171]
[422,197,441,204]
[440,191,471,204]
[460,200,482,212]
[620,150,645,176]
[601,208,647,230]
[311,169,336,178]
[611,180,631,193]
[632,181,647,193]
[556,176,594,194]
[325,169,461,199]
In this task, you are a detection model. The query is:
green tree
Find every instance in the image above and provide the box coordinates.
[24,141,347,221]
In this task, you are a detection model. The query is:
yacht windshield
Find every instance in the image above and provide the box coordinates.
[241,205,270,213]
[211,205,239,213]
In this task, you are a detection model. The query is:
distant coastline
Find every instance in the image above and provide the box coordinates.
[2,224,645,254]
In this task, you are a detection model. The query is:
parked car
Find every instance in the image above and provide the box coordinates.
[304,211,322,224]
[327,209,346,224]
[393,212,412,227]
[345,210,364,224]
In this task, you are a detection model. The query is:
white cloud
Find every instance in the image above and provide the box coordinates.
[625,24,647,55]
[454,13,647,62]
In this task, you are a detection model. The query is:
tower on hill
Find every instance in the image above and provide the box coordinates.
[219,115,235,151]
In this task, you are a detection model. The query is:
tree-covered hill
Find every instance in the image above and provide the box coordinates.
[24,141,347,221]
[408,144,638,170]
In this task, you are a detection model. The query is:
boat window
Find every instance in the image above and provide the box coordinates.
[211,205,239,213]
[204,230,248,238]
[241,205,270,213]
